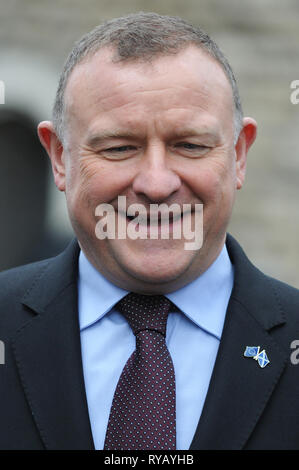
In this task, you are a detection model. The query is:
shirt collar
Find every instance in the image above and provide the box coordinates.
[166,246,234,339]
[78,244,234,339]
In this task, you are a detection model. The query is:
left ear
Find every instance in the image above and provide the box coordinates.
[235,117,257,189]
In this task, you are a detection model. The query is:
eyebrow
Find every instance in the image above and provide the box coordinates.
[85,126,219,148]
[169,127,220,144]
[172,128,218,138]
[85,130,137,148]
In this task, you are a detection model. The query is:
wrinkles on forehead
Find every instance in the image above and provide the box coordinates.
[63,45,235,148]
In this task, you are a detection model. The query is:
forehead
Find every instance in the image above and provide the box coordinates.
[64,45,234,134]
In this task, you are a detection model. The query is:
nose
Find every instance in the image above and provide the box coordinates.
[131,143,181,202]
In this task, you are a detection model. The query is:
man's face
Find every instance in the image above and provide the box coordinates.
[40,45,256,293]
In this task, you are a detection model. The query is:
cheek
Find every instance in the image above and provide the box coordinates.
[189,156,236,201]
[66,158,118,209]
[186,167,225,202]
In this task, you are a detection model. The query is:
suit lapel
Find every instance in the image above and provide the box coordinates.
[190,234,288,450]
[12,240,95,450]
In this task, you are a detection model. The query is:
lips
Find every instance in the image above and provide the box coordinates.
[122,210,190,226]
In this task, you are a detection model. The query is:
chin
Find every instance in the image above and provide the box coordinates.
[106,239,197,289]
[120,255,192,286]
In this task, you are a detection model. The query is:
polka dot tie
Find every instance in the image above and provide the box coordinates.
[104,292,176,450]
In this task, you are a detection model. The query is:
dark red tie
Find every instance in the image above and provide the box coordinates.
[104,292,176,450]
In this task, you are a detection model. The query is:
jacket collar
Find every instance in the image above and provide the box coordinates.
[13,239,95,449]
[21,238,80,315]
[190,234,288,449]
[226,233,285,331]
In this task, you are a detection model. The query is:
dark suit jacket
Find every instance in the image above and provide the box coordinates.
[0,234,299,450]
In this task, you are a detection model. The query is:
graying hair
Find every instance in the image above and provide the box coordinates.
[52,12,243,144]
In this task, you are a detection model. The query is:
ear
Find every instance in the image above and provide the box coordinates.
[37,121,66,192]
[235,117,257,190]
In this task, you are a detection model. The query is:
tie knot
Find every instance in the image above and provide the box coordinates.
[116,293,172,336]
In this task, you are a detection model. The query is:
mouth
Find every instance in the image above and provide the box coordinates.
[124,210,188,224]
[126,213,176,224]
[116,210,194,238]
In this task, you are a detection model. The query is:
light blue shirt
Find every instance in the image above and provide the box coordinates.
[78,245,234,450]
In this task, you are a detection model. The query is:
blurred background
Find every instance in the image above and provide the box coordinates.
[1,0,299,287]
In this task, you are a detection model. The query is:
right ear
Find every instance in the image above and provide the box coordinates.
[37,121,66,192]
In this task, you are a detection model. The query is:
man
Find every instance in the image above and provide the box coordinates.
[1,12,299,450]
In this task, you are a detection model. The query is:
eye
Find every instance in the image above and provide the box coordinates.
[174,142,210,155]
[105,145,136,153]
[100,145,138,160]
[176,142,206,150]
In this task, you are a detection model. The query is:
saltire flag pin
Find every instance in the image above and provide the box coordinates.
[244,346,270,368]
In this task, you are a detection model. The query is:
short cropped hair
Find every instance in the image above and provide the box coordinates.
[52,12,243,144]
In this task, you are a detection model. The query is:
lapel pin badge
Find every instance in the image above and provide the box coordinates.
[244,346,270,368]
